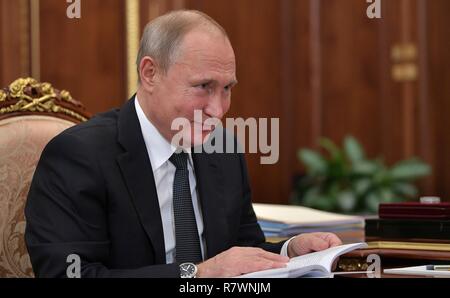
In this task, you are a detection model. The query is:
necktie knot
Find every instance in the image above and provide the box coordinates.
[169,151,188,170]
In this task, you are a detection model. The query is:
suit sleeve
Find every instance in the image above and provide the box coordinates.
[235,153,286,254]
[25,132,179,278]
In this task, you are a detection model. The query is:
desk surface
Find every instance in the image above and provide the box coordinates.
[338,248,450,278]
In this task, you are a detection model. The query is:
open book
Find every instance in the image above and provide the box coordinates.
[238,243,368,278]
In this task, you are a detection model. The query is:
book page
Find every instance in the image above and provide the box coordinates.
[238,243,367,278]
[237,263,322,278]
[289,243,367,272]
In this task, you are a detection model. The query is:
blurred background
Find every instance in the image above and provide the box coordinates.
[1,0,449,212]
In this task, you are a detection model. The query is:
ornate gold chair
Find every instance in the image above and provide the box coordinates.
[0,78,90,277]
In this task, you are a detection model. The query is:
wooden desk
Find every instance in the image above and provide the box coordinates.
[337,248,450,278]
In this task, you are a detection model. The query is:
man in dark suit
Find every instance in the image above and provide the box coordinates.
[25,10,341,278]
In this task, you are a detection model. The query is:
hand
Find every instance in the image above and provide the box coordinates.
[287,232,342,258]
[196,246,289,278]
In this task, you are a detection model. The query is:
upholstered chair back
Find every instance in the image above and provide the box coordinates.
[0,78,89,277]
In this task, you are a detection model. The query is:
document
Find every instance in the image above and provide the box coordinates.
[238,242,368,278]
[253,203,366,243]
[253,203,364,226]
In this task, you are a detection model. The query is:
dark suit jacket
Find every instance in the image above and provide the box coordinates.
[25,97,285,278]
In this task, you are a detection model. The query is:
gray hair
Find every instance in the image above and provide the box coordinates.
[136,10,228,80]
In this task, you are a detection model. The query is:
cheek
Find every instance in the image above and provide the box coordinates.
[180,96,209,118]
[171,89,195,114]
[223,98,231,114]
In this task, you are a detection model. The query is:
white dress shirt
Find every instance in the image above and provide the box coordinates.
[135,97,206,263]
[135,97,290,264]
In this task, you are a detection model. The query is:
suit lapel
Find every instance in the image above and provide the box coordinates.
[192,152,228,259]
[116,96,166,264]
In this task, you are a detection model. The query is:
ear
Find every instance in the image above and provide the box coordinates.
[139,56,159,93]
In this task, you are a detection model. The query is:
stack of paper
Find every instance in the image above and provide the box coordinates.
[253,203,365,243]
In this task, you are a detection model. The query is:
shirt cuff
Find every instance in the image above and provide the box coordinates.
[280,236,297,257]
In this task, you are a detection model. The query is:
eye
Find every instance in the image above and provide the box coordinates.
[196,82,210,90]
[224,81,237,92]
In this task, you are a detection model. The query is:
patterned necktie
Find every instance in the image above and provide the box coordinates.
[169,151,203,264]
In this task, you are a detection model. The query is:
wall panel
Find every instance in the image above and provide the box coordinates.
[2,0,449,204]
[39,0,127,114]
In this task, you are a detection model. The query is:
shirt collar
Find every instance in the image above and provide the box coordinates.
[134,96,194,171]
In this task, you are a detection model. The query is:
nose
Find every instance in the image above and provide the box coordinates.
[204,94,226,119]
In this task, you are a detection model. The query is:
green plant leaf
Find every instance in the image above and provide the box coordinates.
[319,138,341,160]
[379,188,395,203]
[298,149,327,175]
[313,195,336,211]
[352,160,379,176]
[390,159,431,180]
[327,160,348,180]
[353,178,372,196]
[301,187,320,207]
[294,136,432,215]
[366,193,381,214]
[392,182,418,198]
[301,188,335,211]
[373,167,390,185]
[336,190,357,213]
[344,136,364,164]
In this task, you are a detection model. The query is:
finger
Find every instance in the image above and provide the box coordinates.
[314,232,342,247]
[258,251,290,263]
[308,236,329,252]
[244,259,287,274]
[293,235,328,254]
[322,233,343,247]
[328,234,343,247]
[240,247,289,262]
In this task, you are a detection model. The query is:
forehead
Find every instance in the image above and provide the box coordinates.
[171,29,236,79]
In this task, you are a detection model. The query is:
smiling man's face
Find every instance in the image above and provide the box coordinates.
[147,27,237,147]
